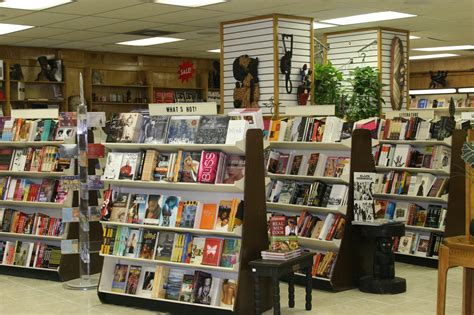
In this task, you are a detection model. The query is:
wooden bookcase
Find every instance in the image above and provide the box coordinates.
[3,60,68,115]
[373,129,467,267]
[97,129,271,314]
[266,129,374,291]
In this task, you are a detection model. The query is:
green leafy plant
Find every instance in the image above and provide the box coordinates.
[313,62,343,106]
[345,66,384,122]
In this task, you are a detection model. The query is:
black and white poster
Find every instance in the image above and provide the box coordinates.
[353,172,375,222]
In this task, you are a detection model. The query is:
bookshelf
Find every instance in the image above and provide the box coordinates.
[408,89,474,118]
[0,109,78,281]
[97,129,272,314]
[266,129,375,291]
[374,129,466,267]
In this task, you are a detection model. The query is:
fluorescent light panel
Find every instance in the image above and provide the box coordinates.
[207,49,220,53]
[409,35,420,40]
[458,88,474,93]
[409,53,459,60]
[152,0,226,7]
[0,0,73,10]
[117,37,183,46]
[413,45,474,51]
[409,88,457,95]
[313,22,337,29]
[0,23,33,35]
[321,11,416,25]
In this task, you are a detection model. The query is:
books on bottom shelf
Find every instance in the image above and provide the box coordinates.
[0,208,64,238]
[101,225,240,271]
[310,251,337,280]
[0,240,61,270]
[106,262,236,310]
[394,231,443,259]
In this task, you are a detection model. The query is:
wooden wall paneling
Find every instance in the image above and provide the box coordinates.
[4,60,10,116]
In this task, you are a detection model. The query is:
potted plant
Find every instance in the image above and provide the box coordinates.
[313,62,343,106]
[345,66,384,122]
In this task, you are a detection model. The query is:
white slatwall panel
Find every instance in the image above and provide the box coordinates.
[222,17,312,115]
[326,30,378,96]
[222,18,274,114]
[380,30,409,113]
[278,18,312,114]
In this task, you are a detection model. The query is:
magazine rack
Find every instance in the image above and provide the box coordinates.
[97,129,272,314]
[373,129,466,267]
[266,129,374,291]
[0,109,82,281]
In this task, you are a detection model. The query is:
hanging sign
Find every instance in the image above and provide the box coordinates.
[178,60,195,82]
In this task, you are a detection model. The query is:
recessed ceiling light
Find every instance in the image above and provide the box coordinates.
[409,53,459,60]
[0,23,33,35]
[321,11,416,26]
[413,45,474,51]
[409,35,420,40]
[207,49,220,53]
[152,0,227,7]
[0,0,73,10]
[313,22,337,30]
[117,37,183,46]
[409,88,457,95]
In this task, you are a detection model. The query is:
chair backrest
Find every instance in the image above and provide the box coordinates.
[467,130,474,241]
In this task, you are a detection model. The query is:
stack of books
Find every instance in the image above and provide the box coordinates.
[261,248,302,261]
[261,215,300,261]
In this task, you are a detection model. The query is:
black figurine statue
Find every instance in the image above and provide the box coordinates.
[373,238,395,279]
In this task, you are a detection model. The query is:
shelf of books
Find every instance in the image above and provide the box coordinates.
[0,109,84,281]
[409,90,474,117]
[265,115,374,291]
[97,112,271,314]
[371,115,466,267]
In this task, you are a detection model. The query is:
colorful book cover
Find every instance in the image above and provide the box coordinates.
[143,195,163,225]
[137,266,155,297]
[195,116,230,144]
[127,194,147,224]
[118,152,140,180]
[197,151,220,184]
[223,155,245,184]
[125,228,140,258]
[138,229,157,259]
[159,196,180,227]
[179,274,195,302]
[125,265,142,295]
[154,231,175,261]
[180,152,201,183]
[215,200,232,231]
[190,237,206,265]
[179,201,199,228]
[192,271,213,305]
[202,238,223,266]
[164,269,185,300]
[143,116,170,144]
[199,204,217,230]
[220,239,240,268]
[111,264,129,293]
[166,116,200,144]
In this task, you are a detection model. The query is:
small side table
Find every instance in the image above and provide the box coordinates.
[249,252,315,315]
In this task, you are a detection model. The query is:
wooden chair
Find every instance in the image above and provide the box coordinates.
[437,130,474,315]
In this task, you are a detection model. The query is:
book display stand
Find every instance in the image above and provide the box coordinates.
[0,108,81,281]
[97,128,271,314]
[267,128,375,291]
[374,129,467,267]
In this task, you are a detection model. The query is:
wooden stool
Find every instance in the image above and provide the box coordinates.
[249,252,315,315]
[437,236,474,315]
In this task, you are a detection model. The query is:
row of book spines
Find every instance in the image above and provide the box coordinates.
[0,177,60,203]
[2,210,63,236]
[375,144,449,170]
[377,171,447,197]
[0,146,60,173]
[297,212,345,241]
[5,118,57,142]
[394,232,443,257]
[405,205,446,229]
[311,251,337,278]
[381,117,427,140]
[1,240,61,269]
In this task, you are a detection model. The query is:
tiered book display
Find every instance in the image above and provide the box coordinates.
[265,114,374,291]
[370,115,466,267]
[97,111,270,314]
[0,109,82,281]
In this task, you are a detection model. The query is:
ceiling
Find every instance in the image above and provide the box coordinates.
[0,0,473,60]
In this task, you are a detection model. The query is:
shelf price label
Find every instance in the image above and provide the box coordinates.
[149,102,217,116]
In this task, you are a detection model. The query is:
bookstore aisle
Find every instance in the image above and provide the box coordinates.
[0,263,463,314]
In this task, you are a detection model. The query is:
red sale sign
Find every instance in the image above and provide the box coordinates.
[178,60,195,82]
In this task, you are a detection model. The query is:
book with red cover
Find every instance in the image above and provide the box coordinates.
[87,144,105,159]
[197,151,220,184]
[164,90,174,103]
[201,238,223,266]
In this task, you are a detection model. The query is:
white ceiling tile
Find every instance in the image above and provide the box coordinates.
[47,16,125,30]
[86,34,147,44]
[47,0,139,15]
[2,12,81,26]
[15,38,67,47]
[143,24,198,33]
[140,8,224,23]
[50,41,101,49]
[49,30,110,41]
[95,3,186,19]
[0,8,34,19]
[13,27,74,38]
[87,20,165,34]
[181,13,253,28]
[0,36,31,45]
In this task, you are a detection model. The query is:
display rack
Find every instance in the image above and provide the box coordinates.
[0,109,79,281]
[266,129,374,291]
[97,129,271,314]
[408,89,474,118]
[374,129,466,267]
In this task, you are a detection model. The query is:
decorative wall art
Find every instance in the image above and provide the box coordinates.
[390,36,406,111]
